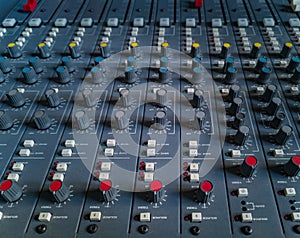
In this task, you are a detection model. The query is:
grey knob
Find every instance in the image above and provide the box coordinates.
[0,180,22,202]
[74,110,90,130]
[0,110,13,130]
[119,88,132,107]
[33,110,51,130]
[274,125,293,145]
[234,125,249,146]
[192,89,204,108]
[49,180,70,203]
[228,97,243,116]
[156,89,168,108]
[45,88,60,108]
[6,89,25,108]
[194,111,206,130]
[114,110,129,130]
[99,180,117,202]
[154,110,167,130]
[265,97,281,116]
[82,88,97,107]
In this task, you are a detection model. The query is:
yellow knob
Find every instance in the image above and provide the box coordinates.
[192,42,200,48]
[254,42,262,48]
[8,43,16,48]
[161,42,169,48]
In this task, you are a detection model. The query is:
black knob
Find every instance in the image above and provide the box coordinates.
[226,84,240,102]
[74,110,90,130]
[228,97,243,116]
[192,57,201,68]
[158,67,170,84]
[94,56,103,65]
[22,67,38,85]
[45,88,60,108]
[38,42,51,59]
[265,97,281,116]
[125,66,137,84]
[0,110,13,130]
[0,180,22,202]
[0,57,11,73]
[114,110,129,130]
[287,56,300,73]
[161,42,169,57]
[225,67,237,84]
[29,57,43,74]
[234,125,249,146]
[119,88,132,107]
[232,112,245,130]
[82,88,97,107]
[280,42,293,58]
[62,56,75,73]
[220,43,231,59]
[191,42,200,58]
[250,42,262,59]
[56,66,71,84]
[192,67,202,82]
[49,180,70,203]
[291,67,300,84]
[154,110,167,130]
[274,125,293,145]
[258,67,271,84]
[283,156,300,176]
[261,84,277,102]
[156,88,168,108]
[192,89,204,108]
[100,42,111,58]
[194,111,206,130]
[68,42,81,59]
[223,57,234,73]
[255,57,267,73]
[33,110,51,130]
[270,112,285,129]
[91,66,102,84]
[127,56,136,67]
[148,180,165,203]
[6,89,25,108]
[99,179,117,202]
[7,42,22,58]
[130,42,139,56]
[195,180,213,203]
[240,156,257,177]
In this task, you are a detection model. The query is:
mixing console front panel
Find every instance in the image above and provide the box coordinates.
[1,0,300,237]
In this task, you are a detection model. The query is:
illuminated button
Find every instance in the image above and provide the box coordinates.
[101,162,111,172]
[192,212,202,223]
[38,212,52,222]
[56,163,68,172]
[61,149,72,157]
[90,212,101,222]
[144,173,154,182]
[190,163,199,172]
[284,188,296,196]
[147,149,156,157]
[2,18,16,27]
[187,88,195,94]
[241,213,253,223]
[272,149,284,157]
[23,140,34,147]
[292,212,300,222]
[12,163,24,172]
[289,18,300,27]
[263,18,275,27]
[19,149,30,157]
[104,148,114,157]
[147,140,156,148]
[238,188,248,197]
[238,18,249,27]
[54,18,67,27]
[53,173,64,182]
[190,173,200,183]
[29,18,42,27]
[106,139,116,147]
[140,212,151,222]
[133,18,144,27]
[186,18,196,27]
[189,149,198,157]
[212,18,222,27]
[65,140,75,148]
[80,18,93,27]
[145,163,155,172]
[107,18,119,27]
[160,18,170,27]
[99,173,109,180]
[7,173,19,182]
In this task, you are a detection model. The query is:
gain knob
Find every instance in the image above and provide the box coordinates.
[33,110,51,130]
[287,56,300,73]
[220,43,231,59]
[240,156,257,177]
[265,97,281,116]
[82,88,97,107]
[192,67,202,82]
[224,67,237,84]
[234,125,249,146]
[283,156,300,177]
[192,89,204,108]
[0,180,22,202]
[49,180,70,203]
[114,110,129,130]
[191,42,200,58]
[161,42,169,57]
[38,42,51,59]
[232,112,245,130]
[56,66,71,84]
[22,67,38,85]
[127,56,136,67]
[100,42,111,58]
[0,110,13,130]
[258,67,271,84]
[156,88,168,108]
[158,67,170,84]
[99,179,117,202]
[269,112,285,129]
[91,66,103,84]
[74,110,90,130]
[195,180,213,203]
[154,110,167,130]
[45,88,60,108]
[194,111,206,130]
[29,57,43,74]
[62,56,75,73]
[0,57,12,73]
[223,57,234,73]
[6,89,25,108]
[255,57,267,73]
[160,57,169,68]
[228,97,243,116]
[147,180,165,203]
[68,42,81,59]
[130,42,139,56]
[125,66,137,84]
[226,84,240,102]
[119,88,132,107]
[261,84,277,102]
[7,42,22,58]
[280,42,293,58]
[249,42,262,59]
[274,125,293,145]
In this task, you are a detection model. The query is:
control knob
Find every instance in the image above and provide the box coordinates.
[234,125,249,146]
[274,125,293,145]
[6,89,25,108]
[74,110,90,130]
[22,67,38,85]
[29,57,43,73]
[56,66,71,84]
[7,42,22,58]
[156,88,168,108]
[124,66,137,84]
[240,156,257,177]
[283,156,300,177]
[45,88,60,108]
[0,180,22,202]
[0,110,13,130]
[99,179,117,202]
[147,180,165,203]
[195,180,213,203]
[114,110,129,130]
[154,110,167,130]
[38,42,51,59]
[49,180,70,203]
[33,110,51,130]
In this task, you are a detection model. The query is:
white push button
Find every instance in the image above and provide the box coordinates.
[12,163,24,171]
[104,148,114,157]
[140,212,151,222]
[38,212,52,222]
[292,212,300,221]
[188,141,198,149]
[144,173,154,182]
[23,140,35,147]
[56,163,68,172]
[191,212,202,222]
[61,149,72,157]
[147,140,156,148]
[190,173,199,183]
[190,163,199,172]
[65,140,75,147]
[7,173,19,182]
[241,213,253,223]
[284,188,296,196]
[53,173,64,182]
[145,162,155,172]
[238,188,248,197]
[19,149,30,157]
[101,162,111,171]
[90,212,101,221]
[107,139,116,147]
[147,149,156,157]
[99,173,110,180]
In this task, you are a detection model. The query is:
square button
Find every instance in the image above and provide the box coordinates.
[104,148,114,157]
[147,149,156,157]
[101,162,111,172]
[284,188,296,196]
[81,18,93,27]
[133,18,144,27]
[65,140,75,148]
[145,162,155,172]
[241,213,253,223]
[7,173,19,182]
[238,188,248,197]
[160,18,170,27]
[144,173,154,182]
[107,18,119,27]
[54,18,68,27]
[107,139,116,147]
[212,18,222,27]
[190,173,199,183]
[186,18,196,27]
[56,163,68,172]
[12,163,24,172]
[38,212,52,222]
[19,149,30,157]
[189,149,198,157]
[140,212,151,222]
[263,18,275,27]
[191,212,202,223]
[53,173,64,182]
[238,18,249,27]
[289,18,300,27]
[292,212,300,221]
[28,18,42,27]
[147,140,156,148]
[99,172,110,180]
[61,149,72,157]
[2,18,16,27]
[189,141,198,149]
[90,212,101,221]
[190,163,199,172]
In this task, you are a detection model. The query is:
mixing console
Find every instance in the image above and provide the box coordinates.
[1,0,300,237]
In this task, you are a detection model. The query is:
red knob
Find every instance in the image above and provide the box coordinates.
[195,0,203,8]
